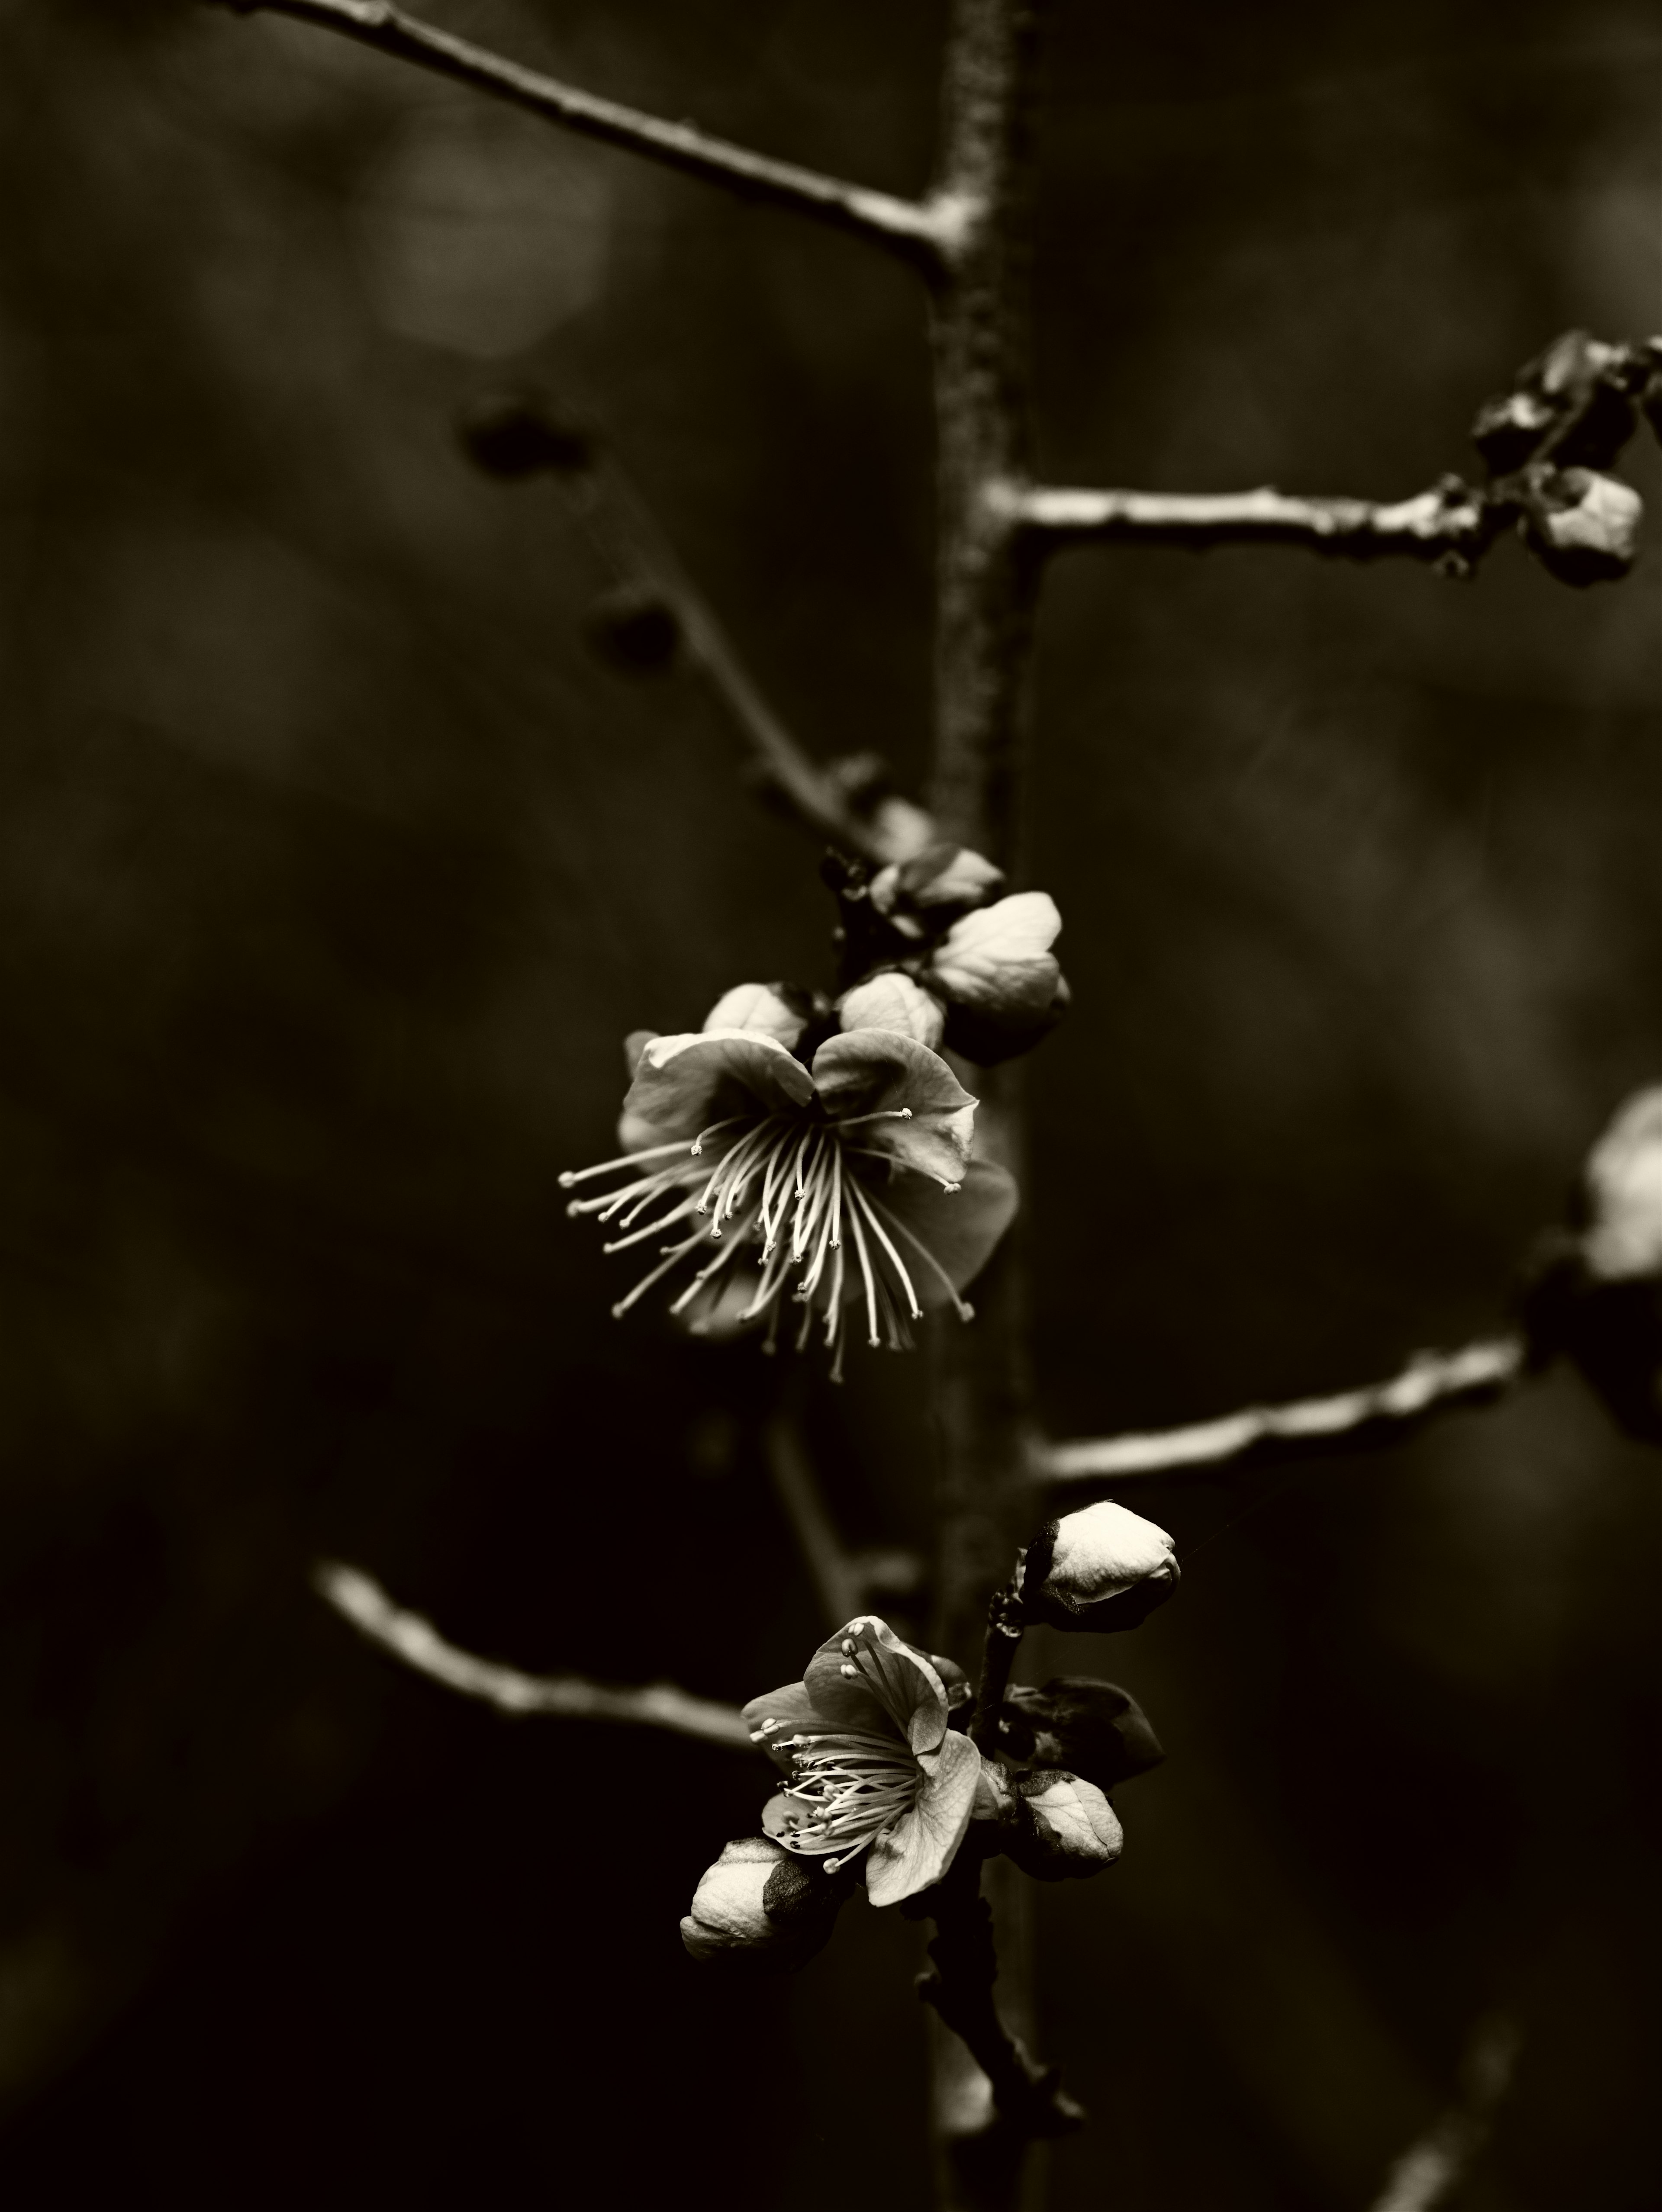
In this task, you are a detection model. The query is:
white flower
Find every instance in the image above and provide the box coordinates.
[1021,1501,1179,1633]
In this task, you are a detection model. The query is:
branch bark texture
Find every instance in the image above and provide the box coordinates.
[314,1562,754,1749]
[214,0,953,269]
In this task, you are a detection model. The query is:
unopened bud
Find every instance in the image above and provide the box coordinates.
[1021,1501,1179,1633]
[584,585,682,671]
[1519,1087,1662,1445]
[869,845,1006,936]
[924,892,1068,1064]
[703,982,811,1050]
[992,1678,1164,1795]
[837,972,946,1050]
[680,1837,846,1971]
[1005,1770,1123,1881]
[1517,466,1642,586]
[459,392,592,478]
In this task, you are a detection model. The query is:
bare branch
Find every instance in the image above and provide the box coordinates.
[1035,1335,1525,1487]
[214,0,953,270]
[1007,476,1501,568]
[313,1561,755,1750]
[1367,2013,1521,2212]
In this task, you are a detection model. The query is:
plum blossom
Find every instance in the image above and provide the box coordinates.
[1021,1501,1180,1633]
[743,1616,986,1906]
[560,988,1016,1373]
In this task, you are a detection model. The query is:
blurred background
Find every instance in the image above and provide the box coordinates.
[0,0,1657,2204]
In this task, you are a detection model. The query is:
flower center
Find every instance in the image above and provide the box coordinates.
[559,1107,972,1375]
[769,1733,922,1873]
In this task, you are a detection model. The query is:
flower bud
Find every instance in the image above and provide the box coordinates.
[1021,1501,1179,1633]
[991,1678,1164,1795]
[1004,1770,1123,1882]
[584,585,682,671]
[1516,466,1642,587]
[458,391,592,478]
[1472,331,1638,474]
[1519,1087,1662,1445]
[869,844,1006,936]
[680,1837,846,1972]
[837,972,946,1051]
[924,893,1068,1062]
[702,981,812,1050]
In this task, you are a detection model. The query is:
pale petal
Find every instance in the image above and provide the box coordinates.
[928,892,1063,1017]
[617,1029,815,1152]
[811,1030,976,1186]
[864,1730,982,1906]
[702,982,809,1051]
[868,1160,1018,1305]
[802,1615,949,1754]
[741,1681,828,1770]
[836,973,946,1052]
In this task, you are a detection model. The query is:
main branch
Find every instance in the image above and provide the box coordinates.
[314,1562,754,1749]
[1036,1335,1525,1486]
[215,0,956,270]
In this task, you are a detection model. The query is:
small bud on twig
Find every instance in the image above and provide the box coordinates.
[458,391,593,478]
[991,1678,1165,1794]
[583,585,683,672]
[1004,1770,1123,1881]
[1020,1501,1179,1633]
[1513,465,1643,588]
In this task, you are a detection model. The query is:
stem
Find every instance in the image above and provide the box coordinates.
[1036,1334,1525,1486]
[970,1579,1025,1749]
[1012,477,1502,569]
[922,6,1049,2205]
[214,0,954,270]
[313,1562,754,1749]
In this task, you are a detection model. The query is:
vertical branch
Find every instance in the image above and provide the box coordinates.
[923,6,1050,2207]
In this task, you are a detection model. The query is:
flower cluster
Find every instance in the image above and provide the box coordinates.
[681,1503,1180,1970]
[559,842,1062,1369]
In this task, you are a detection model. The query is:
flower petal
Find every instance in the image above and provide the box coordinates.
[802,1615,949,1754]
[702,982,810,1051]
[836,973,946,1052]
[864,1730,982,1906]
[928,892,1062,1017]
[617,1029,815,1152]
[811,1031,976,1186]
[741,1681,829,1769]
[865,1159,1018,1306]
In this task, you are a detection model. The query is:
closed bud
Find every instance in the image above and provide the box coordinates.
[458,391,592,478]
[703,981,812,1050]
[1005,1770,1123,1882]
[869,845,1006,937]
[1520,1087,1662,1445]
[925,893,1068,1063]
[680,1837,847,1971]
[1021,1501,1179,1633]
[837,972,946,1050]
[584,585,682,671]
[992,1678,1165,1795]
[1516,466,1642,586]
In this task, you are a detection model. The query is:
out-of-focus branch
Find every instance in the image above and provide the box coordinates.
[463,396,932,862]
[211,0,954,270]
[1036,1335,1525,1487]
[313,1561,754,1749]
[1006,477,1500,567]
[763,1415,866,1627]
[1367,2013,1521,2212]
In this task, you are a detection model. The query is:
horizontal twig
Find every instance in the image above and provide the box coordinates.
[1005,477,1500,567]
[313,1560,754,1749]
[1035,1335,1526,1485]
[214,0,953,269]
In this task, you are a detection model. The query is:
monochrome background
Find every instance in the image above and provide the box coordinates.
[0,2,1656,2205]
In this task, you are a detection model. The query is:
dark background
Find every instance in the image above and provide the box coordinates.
[0,1,1657,2205]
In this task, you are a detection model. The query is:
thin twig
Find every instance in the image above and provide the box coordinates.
[313,1561,754,1749]
[1035,1335,1526,1486]
[213,0,955,270]
[1367,2013,1520,2212]
[1007,476,1501,568]
[762,1415,866,1627]
[578,450,915,860]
